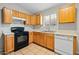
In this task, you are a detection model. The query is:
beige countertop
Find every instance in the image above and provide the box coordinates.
[29,30,77,36]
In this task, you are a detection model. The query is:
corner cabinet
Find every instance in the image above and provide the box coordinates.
[4,34,14,54]
[2,7,12,24]
[59,4,76,24]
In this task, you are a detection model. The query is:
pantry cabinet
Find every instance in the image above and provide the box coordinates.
[59,4,76,24]
[2,7,12,24]
[4,34,14,54]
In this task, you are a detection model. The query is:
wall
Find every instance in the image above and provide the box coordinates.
[0,4,33,53]
[35,3,79,54]
[39,3,77,31]
[0,4,33,34]
[76,3,79,54]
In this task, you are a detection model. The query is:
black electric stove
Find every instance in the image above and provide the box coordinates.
[11,27,29,51]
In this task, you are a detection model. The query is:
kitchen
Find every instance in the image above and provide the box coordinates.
[0,3,78,55]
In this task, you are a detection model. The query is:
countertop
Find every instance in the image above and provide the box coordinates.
[29,30,78,36]
[3,32,14,35]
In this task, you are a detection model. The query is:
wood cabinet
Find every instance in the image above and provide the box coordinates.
[25,15,31,25]
[30,15,37,25]
[59,4,76,24]
[29,32,33,44]
[12,10,41,25]
[36,15,41,25]
[12,10,26,19]
[12,10,19,17]
[33,32,54,50]
[46,33,54,50]
[30,15,41,25]
[4,34,14,54]
[2,7,12,24]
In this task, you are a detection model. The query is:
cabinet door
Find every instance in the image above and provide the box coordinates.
[33,32,37,43]
[46,34,54,50]
[36,15,41,25]
[43,33,47,47]
[39,33,44,46]
[25,15,31,25]
[36,33,40,44]
[4,35,14,53]
[59,4,76,24]
[20,12,25,18]
[3,7,12,24]
[29,32,33,44]
[12,10,19,17]
[30,15,37,25]
[7,36,14,52]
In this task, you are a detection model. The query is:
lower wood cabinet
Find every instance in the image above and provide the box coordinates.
[46,33,54,50]
[33,32,54,50]
[4,34,14,54]
[29,32,33,44]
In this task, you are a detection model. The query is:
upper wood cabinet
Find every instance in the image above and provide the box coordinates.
[30,15,41,25]
[12,10,26,19]
[36,15,41,25]
[30,15,37,25]
[12,10,19,17]
[4,34,14,54]
[59,4,76,24]
[2,7,12,24]
[25,15,31,25]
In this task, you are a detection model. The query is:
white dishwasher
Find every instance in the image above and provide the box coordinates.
[55,34,74,55]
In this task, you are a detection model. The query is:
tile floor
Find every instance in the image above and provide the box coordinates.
[8,43,58,55]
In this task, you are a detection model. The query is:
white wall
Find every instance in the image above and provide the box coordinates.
[37,3,79,54]
[76,3,79,54]
[0,4,33,34]
[39,3,77,31]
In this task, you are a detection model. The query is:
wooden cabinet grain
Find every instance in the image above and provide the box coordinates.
[30,15,37,25]
[36,15,41,25]
[25,15,31,25]
[33,32,54,50]
[4,34,14,54]
[29,32,33,44]
[12,10,19,17]
[59,4,76,24]
[30,15,41,25]
[46,33,54,50]
[2,7,12,24]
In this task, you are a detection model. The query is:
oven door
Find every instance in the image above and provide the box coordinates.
[14,32,29,51]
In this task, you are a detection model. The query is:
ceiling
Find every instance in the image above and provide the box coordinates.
[18,3,60,13]
[0,3,60,14]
